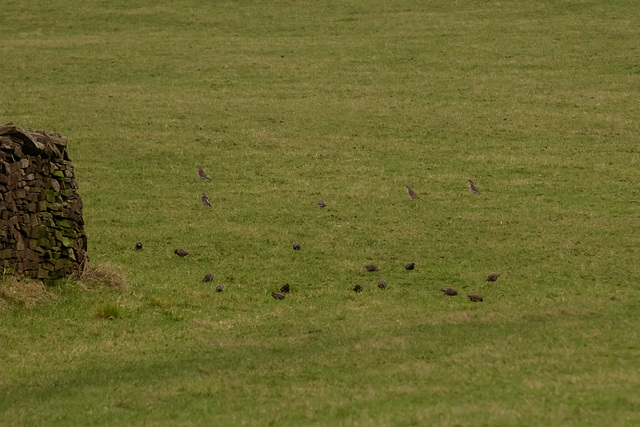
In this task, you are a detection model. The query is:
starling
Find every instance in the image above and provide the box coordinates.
[197,166,211,180]
[405,262,415,270]
[317,200,327,208]
[486,273,501,282]
[377,280,387,289]
[272,292,285,300]
[440,287,458,296]
[365,264,380,272]
[353,284,363,293]
[468,179,480,194]
[201,192,212,207]
[174,249,190,257]
[135,241,143,250]
[216,284,224,292]
[202,272,215,282]
[293,241,301,250]
[406,185,421,200]
[280,283,290,293]
[468,294,483,302]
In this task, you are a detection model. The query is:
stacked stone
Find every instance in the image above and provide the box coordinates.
[0,122,87,285]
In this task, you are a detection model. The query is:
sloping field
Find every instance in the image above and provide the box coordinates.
[1,1,639,425]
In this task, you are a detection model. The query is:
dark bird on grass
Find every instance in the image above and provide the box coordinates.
[216,284,224,292]
[440,287,458,296]
[365,264,380,272]
[272,291,285,300]
[353,284,363,293]
[197,166,211,180]
[486,273,501,282]
[174,249,190,257]
[293,241,301,250]
[202,272,215,282]
[280,283,290,293]
[317,200,327,208]
[406,185,421,200]
[468,294,483,302]
[405,262,415,270]
[135,241,143,250]
[468,179,480,194]
[378,280,387,289]
[201,192,212,207]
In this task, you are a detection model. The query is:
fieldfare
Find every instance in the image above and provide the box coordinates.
[197,166,211,180]
[468,179,480,194]
[406,186,421,200]
[271,292,285,300]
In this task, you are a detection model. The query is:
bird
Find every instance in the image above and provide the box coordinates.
[353,284,363,293]
[365,264,380,272]
[174,249,189,257]
[486,273,501,282]
[405,262,415,270]
[406,186,421,200]
[317,200,327,208]
[292,241,301,250]
[280,283,290,293]
[201,192,211,207]
[202,272,215,282]
[134,241,143,250]
[197,166,211,180]
[468,179,480,194]
[216,284,224,292]
[271,292,285,300]
[441,287,458,296]
[468,294,483,302]
[378,280,387,289]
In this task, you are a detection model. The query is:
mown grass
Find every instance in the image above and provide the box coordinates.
[1,0,640,425]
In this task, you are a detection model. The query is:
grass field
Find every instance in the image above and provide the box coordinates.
[2,0,640,425]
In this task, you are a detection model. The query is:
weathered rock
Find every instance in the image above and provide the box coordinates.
[0,123,87,284]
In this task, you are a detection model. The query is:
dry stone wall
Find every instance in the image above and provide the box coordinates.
[0,122,87,285]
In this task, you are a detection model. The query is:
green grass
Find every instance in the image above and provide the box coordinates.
[2,0,640,425]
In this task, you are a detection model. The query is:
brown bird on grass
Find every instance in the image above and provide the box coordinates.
[197,166,211,180]
[365,264,380,272]
[201,192,212,207]
[405,262,415,270]
[135,241,143,250]
[202,272,215,282]
[468,294,483,302]
[174,249,190,257]
[353,284,363,293]
[216,284,224,292]
[317,200,327,208]
[293,241,301,250]
[486,273,501,282]
[280,283,290,293]
[406,186,421,200]
[468,179,480,194]
[272,292,285,300]
[440,287,458,296]
[378,280,387,289]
